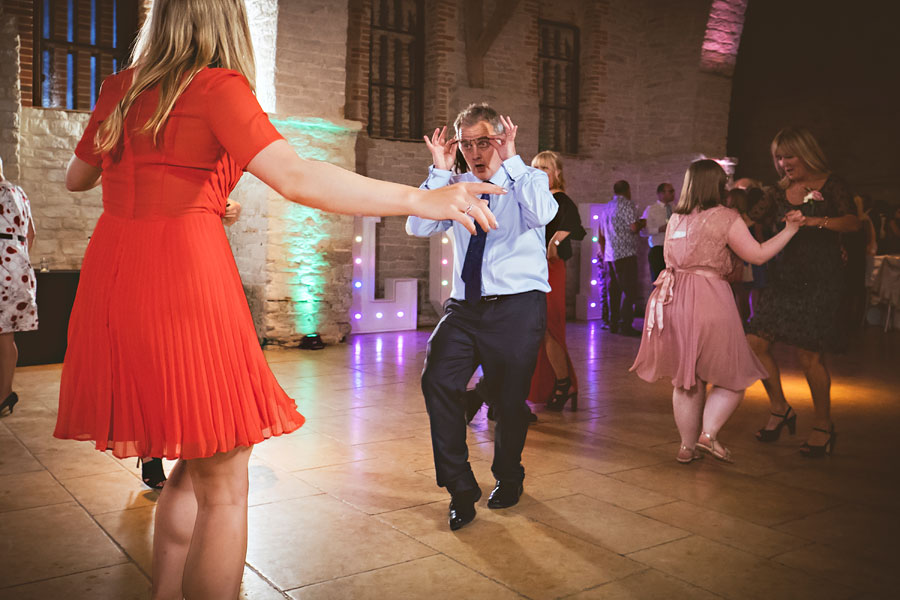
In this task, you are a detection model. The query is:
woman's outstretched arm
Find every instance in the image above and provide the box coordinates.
[247,139,499,235]
[727,210,804,265]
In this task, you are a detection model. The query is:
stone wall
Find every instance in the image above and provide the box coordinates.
[20,108,101,270]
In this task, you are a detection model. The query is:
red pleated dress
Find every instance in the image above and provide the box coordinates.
[54,68,305,459]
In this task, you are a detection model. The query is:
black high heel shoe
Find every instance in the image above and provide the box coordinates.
[0,392,18,416]
[546,377,577,412]
[800,425,836,458]
[755,405,796,442]
[137,457,167,490]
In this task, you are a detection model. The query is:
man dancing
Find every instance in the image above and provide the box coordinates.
[407,103,557,530]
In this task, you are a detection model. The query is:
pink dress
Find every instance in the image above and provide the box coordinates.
[631,205,766,391]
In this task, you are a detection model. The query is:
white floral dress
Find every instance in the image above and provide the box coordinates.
[0,181,38,333]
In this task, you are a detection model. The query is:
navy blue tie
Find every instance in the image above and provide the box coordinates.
[461,194,489,303]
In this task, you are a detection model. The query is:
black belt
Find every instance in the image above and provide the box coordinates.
[0,233,26,243]
[479,292,536,303]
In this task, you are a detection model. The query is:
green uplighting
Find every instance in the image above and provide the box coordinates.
[270,116,361,335]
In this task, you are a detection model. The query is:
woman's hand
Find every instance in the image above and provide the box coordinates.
[547,241,559,261]
[490,115,518,162]
[223,200,242,226]
[417,182,503,235]
[423,126,458,171]
[784,209,805,231]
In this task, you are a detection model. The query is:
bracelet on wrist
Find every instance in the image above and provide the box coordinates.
[818,216,829,230]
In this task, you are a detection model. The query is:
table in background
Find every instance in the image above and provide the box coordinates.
[15,270,80,366]
[866,255,900,331]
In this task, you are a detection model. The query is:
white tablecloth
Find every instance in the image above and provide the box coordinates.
[868,255,900,308]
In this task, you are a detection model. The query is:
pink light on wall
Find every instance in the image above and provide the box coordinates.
[700,0,748,76]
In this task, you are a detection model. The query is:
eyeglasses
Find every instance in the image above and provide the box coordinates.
[458,137,493,152]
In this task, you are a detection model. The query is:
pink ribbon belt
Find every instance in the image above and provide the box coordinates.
[646,268,675,337]
[645,267,720,337]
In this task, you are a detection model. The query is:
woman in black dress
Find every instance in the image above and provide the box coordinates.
[747,127,859,457]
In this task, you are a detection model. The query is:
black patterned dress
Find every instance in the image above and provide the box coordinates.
[748,176,856,352]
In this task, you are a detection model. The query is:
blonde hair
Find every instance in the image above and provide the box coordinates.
[531,150,565,191]
[96,0,257,154]
[770,126,830,188]
[673,159,726,215]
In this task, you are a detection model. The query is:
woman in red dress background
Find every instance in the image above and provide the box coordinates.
[529,151,585,411]
[54,1,500,597]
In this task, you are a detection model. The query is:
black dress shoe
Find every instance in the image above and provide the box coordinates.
[448,487,482,530]
[464,389,483,424]
[619,326,642,338]
[487,480,523,509]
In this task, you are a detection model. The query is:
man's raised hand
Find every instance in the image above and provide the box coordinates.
[490,115,518,161]
[423,126,458,171]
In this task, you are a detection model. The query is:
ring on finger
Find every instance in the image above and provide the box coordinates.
[464,204,474,215]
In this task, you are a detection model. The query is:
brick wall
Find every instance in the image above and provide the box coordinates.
[3,0,746,337]
[275,0,349,120]
[5,0,33,110]
[0,7,22,183]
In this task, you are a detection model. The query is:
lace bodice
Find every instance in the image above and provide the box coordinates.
[663,205,741,277]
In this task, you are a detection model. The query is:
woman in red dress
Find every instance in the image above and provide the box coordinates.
[528,151,585,411]
[54,1,499,597]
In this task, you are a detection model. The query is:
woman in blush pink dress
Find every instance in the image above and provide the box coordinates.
[631,160,804,464]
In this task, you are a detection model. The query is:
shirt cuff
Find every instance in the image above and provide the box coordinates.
[423,165,453,189]
[501,155,528,181]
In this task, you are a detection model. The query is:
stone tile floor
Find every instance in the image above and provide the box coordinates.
[1,322,898,599]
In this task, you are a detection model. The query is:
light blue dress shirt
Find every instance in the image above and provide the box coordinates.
[406,155,558,300]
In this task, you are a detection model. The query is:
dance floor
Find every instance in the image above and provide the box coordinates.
[2,322,898,599]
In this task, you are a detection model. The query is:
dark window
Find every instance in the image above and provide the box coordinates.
[33,0,138,110]
[538,21,579,154]
[368,0,424,140]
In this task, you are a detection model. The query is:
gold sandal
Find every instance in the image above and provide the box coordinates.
[697,432,733,463]
[676,445,703,464]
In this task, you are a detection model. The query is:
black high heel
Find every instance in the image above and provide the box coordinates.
[800,425,836,458]
[0,392,18,416]
[546,377,577,412]
[755,405,796,442]
[137,457,167,490]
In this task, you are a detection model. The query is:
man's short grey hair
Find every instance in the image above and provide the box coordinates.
[453,103,505,136]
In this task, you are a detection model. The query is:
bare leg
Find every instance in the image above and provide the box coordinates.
[672,381,706,451]
[746,334,789,430]
[544,333,569,381]
[0,333,17,399]
[795,348,832,445]
[152,459,197,600]
[182,446,253,600]
[700,386,745,452]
